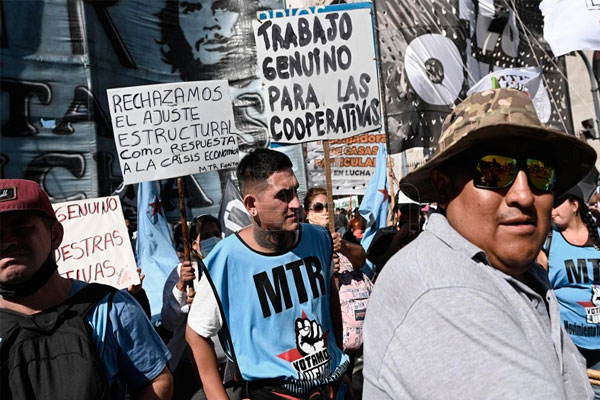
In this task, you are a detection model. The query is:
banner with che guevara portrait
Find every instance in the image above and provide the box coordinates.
[0,0,307,221]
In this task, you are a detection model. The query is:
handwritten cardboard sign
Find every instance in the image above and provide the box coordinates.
[52,196,139,289]
[107,80,239,185]
[254,4,381,144]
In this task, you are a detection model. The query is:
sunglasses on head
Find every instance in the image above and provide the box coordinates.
[310,202,328,212]
[474,155,557,192]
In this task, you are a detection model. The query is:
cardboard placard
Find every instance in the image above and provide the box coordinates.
[53,196,140,289]
[107,80,239,185]
[254,4,381,144]
[307,133,386,195]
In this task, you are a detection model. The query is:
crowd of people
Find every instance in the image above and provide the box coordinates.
[1,88,600,399]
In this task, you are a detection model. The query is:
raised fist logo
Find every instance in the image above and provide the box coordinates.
[295,317,325,356]
[592,286,600,307]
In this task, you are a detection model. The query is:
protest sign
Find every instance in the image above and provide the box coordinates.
[254,4,382,144]
[307,133,386,195]
[52,196,140,289]
[107,81,239,185]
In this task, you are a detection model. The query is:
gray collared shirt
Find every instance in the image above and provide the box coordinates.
[363,213,593,399]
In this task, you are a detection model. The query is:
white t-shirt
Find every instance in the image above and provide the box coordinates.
[187,273,222,338]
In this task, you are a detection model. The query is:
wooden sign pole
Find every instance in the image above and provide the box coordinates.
[177,177,195,290]
[322,141,336,233]
[322,140,339,289]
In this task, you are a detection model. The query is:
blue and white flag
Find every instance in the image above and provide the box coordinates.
[359,143,389,277]
[136,181,180,318]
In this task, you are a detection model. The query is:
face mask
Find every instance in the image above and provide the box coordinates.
[0,255,57,298]
[200,236,221,257]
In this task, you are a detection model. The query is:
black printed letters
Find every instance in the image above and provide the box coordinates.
[253,256,326,318]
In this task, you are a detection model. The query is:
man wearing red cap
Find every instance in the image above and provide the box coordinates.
[0,179,173,399]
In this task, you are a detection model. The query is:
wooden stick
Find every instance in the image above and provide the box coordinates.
[322,140,339,289]
[372,0,395,227]
[177,177,194,290]
[322,141,336,233]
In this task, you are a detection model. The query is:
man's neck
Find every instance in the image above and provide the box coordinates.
[241,224,297,253]
[0,272,73,315]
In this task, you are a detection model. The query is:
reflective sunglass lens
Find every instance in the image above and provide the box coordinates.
[527,159,556,191]
[475,155,518,189]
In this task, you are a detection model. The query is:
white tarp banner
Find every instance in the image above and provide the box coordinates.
[540,0,600,57]
[467,66,551,122]
[107,80,239,185]
[254,4,382,144]
[52,196,140,289]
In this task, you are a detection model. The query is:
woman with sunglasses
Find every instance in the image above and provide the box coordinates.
[303,187,366,273]
[543,184,600,398]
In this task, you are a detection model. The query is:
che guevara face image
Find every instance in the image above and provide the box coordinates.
[158,0,243,81]
[178,0,240,66]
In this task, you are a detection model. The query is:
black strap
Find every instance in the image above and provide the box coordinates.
[542,229,554,255]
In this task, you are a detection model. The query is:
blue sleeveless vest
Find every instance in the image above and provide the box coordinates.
[548,228,600,349]
[203,223,349,389]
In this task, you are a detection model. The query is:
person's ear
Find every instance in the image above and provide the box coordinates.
[50,222,64,251]
[431,169,452,208]
[244,193,258,217]
[571,199,580,215]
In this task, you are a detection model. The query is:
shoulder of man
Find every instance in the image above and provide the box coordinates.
[374,229,501,308]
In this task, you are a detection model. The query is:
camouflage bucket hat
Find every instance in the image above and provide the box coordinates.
[401,88,596,203]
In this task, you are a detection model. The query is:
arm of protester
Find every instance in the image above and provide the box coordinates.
[132,366,173,400]
[176,260,197,292]
[127,267,145,296]
[186,276,227,400]
[329,278,344,351]
[536,250,549,272]
[108,291,172,398]
[364,287,573,399]
[161,265,188,331]
[125,267,151,319]
[186,327,227,400]
[338,237,367,269]
[178,261,197,306]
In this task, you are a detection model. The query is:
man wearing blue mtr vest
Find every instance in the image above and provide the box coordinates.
[186,148,349,399]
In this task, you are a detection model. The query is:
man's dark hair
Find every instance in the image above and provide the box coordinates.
[236,148,293,195]
[189,214,222,242]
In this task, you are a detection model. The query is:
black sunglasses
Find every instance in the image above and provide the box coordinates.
[474,155,557,192]
[310,202,328,212]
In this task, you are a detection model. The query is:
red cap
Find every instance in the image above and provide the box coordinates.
[0,179,57,221]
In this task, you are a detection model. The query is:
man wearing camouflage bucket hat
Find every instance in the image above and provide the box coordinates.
[363,88,596,399]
